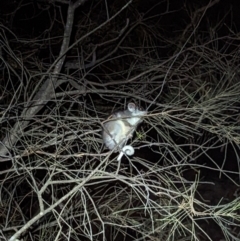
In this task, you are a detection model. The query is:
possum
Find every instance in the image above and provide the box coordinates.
[102,102,147,161]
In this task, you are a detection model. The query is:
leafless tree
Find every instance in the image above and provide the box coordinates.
[1,0,240,240]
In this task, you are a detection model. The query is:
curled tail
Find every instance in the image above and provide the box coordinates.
[117,145,135,161]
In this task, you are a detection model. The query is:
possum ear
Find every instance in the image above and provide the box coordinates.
[127,103,136,112]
